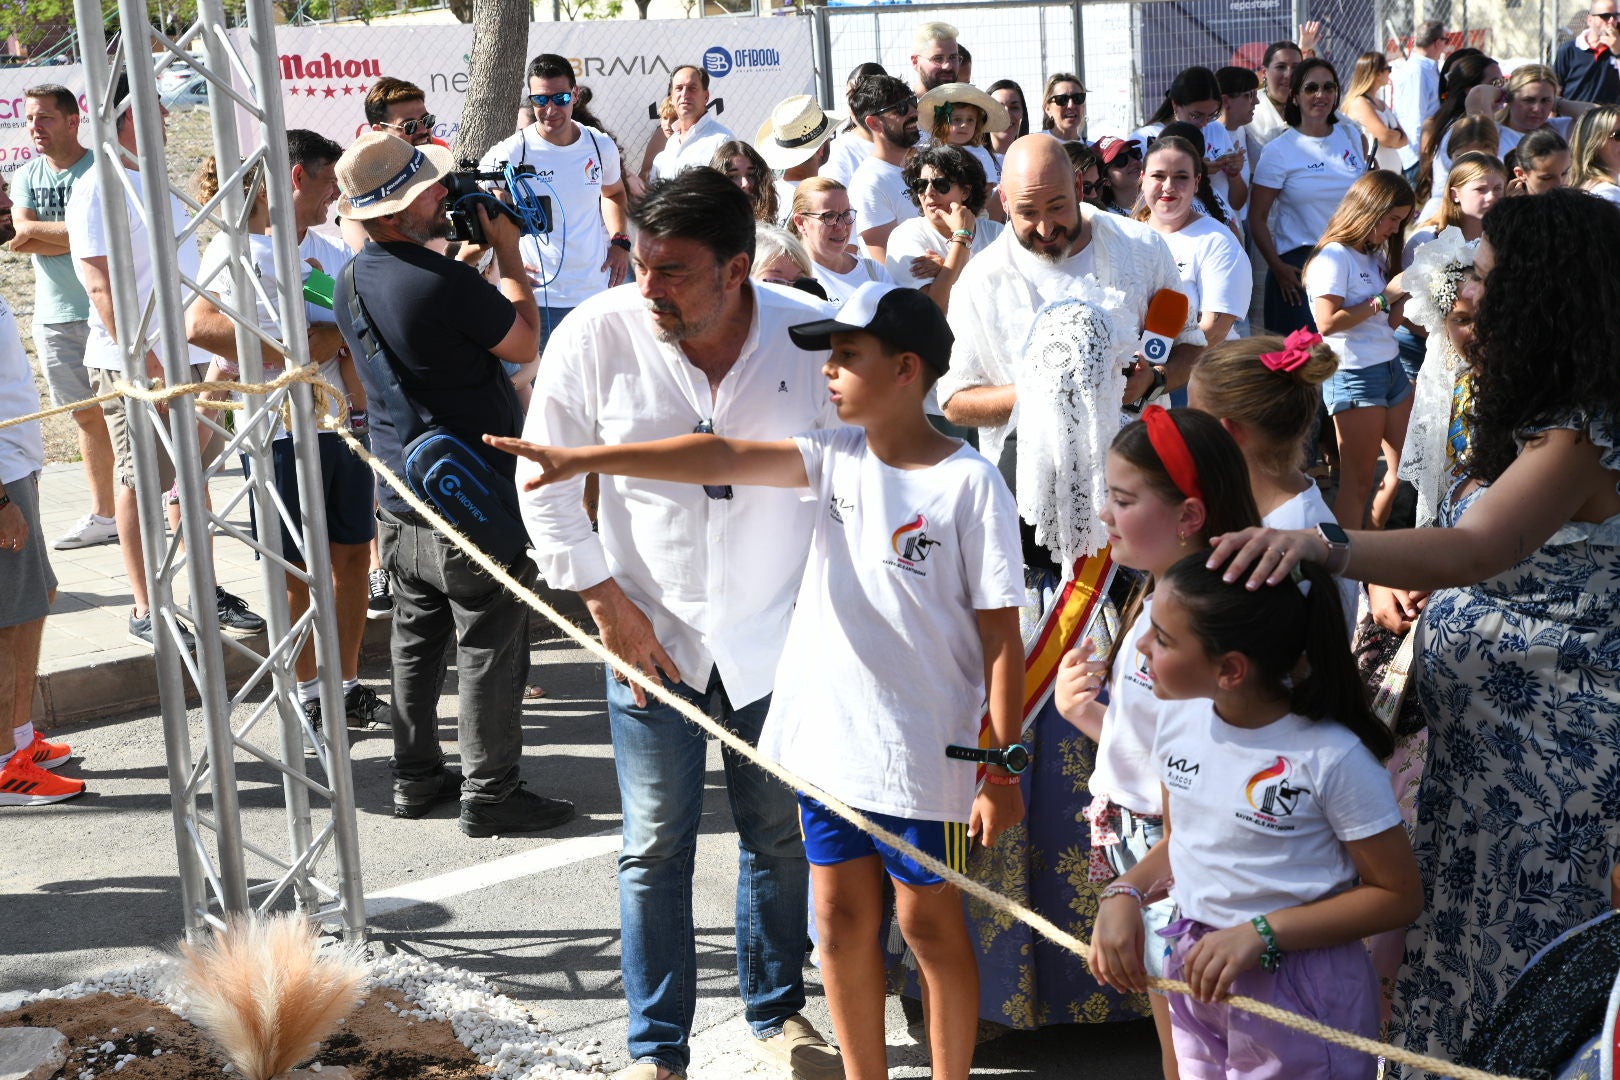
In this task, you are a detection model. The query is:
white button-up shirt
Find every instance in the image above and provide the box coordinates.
[1391,55,1440,170]
[520,281,840,707]
[650,112,735,182]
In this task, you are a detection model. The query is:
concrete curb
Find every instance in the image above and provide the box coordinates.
[31,581,590,732]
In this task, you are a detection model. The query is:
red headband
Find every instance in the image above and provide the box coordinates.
[1142,404,1203,503]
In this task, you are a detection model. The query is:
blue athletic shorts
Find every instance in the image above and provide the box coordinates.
[798,794,970,887]
[247,431,376,558]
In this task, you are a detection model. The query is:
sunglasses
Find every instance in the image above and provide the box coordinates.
[382,113,436,137]
[1300,81,1339,96]
[875,95,918,117]
[1082,179,1100,196]
[1596,11,1619,19]
[909,176,957,195]
[803,209,855,226]
[693,420,732,500]
[528,91,575,108]
[1048,92,1087,107]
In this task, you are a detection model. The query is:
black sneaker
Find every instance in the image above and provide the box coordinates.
[128,610,197,651]
[394,767,465,819]
[459,784,575,837]
[344,684,391,729]
[367,568,393,620]
[216,587,267,635]
[301,696,323,752]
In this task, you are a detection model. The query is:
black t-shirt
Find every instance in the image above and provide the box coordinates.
[336,241,521,515]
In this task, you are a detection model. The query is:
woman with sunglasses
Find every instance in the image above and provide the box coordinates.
[1566,103,1620,203]
[1094,136,1144,215]
[1041,73,1087,143]
[1343,51,1410,173]
[787,176,891,306]
[1062,141,1105,207]
[884,144,1001,316]
[1250,57,1370,334]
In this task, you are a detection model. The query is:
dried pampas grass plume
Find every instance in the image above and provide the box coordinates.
[174,913,369,1080]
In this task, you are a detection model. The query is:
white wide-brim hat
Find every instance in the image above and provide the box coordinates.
[917,82,1011,134]
[336,131,455,220]
[754,94,837,171]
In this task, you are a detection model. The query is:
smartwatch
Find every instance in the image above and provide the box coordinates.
[1315,522,1351,575]
[945,743,1031,774]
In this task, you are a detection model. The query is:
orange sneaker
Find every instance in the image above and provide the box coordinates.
[0,753,85,805]
[19,732,72,771]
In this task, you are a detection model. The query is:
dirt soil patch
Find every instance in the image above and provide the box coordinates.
[1,986,488,1080]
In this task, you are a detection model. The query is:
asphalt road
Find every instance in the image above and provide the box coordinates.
[0,625,1162,1078]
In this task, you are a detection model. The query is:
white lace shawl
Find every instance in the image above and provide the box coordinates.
[1014,282,1134,570]
[1395,227,1476,527]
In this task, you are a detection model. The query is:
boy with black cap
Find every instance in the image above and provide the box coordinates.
[489,281,1024,1080]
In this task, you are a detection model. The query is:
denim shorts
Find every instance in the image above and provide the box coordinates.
[798,794,968,887]
[1322,358,1412,416]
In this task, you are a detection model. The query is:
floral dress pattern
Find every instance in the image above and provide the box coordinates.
[1388,415,1620,1076]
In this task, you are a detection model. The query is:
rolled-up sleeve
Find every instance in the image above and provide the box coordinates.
[519,318,610,592]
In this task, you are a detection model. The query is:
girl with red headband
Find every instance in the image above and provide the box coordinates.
[1088,548,1418,1080]
[1053,405,1259,1079]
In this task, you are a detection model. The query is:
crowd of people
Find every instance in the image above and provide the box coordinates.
[3,11,1620,1080]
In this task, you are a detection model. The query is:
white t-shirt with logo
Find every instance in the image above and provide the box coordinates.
[1159,214,1251,319]
[67,166,204,371]
[482,123,623,309]
[758,426,1024,822]
[810,254,892,307]
[1252,124,1366,254]
[1154,702,1402,929]
[1089,597,1207,815]
[848,155,915,237]
[1303,242,1394,370]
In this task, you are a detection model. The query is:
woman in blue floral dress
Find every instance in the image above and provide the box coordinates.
[1203,188,1620,1078]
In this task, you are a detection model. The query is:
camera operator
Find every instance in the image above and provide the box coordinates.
[332,132,573,836]
[481,53,631,353]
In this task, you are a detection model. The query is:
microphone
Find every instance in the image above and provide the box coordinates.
[1138,288,1189,366]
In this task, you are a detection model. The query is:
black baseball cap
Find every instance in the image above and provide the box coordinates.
[787,282,954,374]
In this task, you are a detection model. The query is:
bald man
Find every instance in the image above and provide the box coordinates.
[938,136,1203,570]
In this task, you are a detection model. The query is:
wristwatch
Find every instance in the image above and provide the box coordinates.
[609,233,632,252]
[1315,522,1351,575]
[946,742,1031,774]
[1124,366,1169,414]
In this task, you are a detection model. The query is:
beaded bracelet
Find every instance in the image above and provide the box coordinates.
[1371,292,1389,314]
[1099,881,1145,907]
[1251,914,1284,972]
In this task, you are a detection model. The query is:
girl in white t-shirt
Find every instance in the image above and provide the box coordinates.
[1054,407,1262,1080]
[917,82,1010,222]
[1136,137,1250,350]
[787,177,891,307]
[1089,550,1419,1079]
[1302,170,1414,530]
[1505,126,1570,195]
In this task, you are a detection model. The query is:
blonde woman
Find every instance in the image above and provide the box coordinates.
[787,176,891,305]
[1567,104,1620,203]
[1462,63,1591,164]
[1343,51,1408,172]
[1302,170,1416,528]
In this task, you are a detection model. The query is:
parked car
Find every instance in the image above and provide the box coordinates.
[160,74,209,111]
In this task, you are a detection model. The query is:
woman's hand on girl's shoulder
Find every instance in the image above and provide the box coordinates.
[1182,922,1267,1002]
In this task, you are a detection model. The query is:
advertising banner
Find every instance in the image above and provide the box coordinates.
[0,67,84,177]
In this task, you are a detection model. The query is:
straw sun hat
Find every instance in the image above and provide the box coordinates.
[917,82,1011,133]
[754,94,837,171]
[336,131,455,220]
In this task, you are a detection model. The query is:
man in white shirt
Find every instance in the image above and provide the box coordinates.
[939,136,1203,564]
[67,73,263,648]
[520,168,842,1080]
[1392,21,1448,181]
[482,52,632,350]
[846,73,921,265]
[648,64,734,182]
[910,21,962,96]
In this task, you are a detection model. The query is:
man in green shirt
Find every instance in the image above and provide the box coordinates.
[9,83,115,551]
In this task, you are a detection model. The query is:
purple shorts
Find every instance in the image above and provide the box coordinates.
[1163,918,1380,1080]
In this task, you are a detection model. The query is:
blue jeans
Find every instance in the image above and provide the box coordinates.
[606,667,808,1073]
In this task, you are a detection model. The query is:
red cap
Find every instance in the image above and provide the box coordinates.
[1094,135,1143,166]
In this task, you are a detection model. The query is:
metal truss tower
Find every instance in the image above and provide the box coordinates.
[72,0,366,940]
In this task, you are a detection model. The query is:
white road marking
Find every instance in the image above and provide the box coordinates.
[364,828,623,916]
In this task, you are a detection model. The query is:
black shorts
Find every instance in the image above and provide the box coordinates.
[249,432,376,559]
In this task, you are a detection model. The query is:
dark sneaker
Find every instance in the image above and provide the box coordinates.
[394,767,465,819]
[366,568,393,620]
[459,784,575,837]
[216,587,267,636]
[128,610,197,651]
[344,684,391,729]
[301,696,323,753]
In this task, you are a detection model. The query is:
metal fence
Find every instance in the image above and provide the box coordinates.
[810,0,1574,137]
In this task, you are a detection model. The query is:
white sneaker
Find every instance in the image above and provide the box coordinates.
[53,513,118,550]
